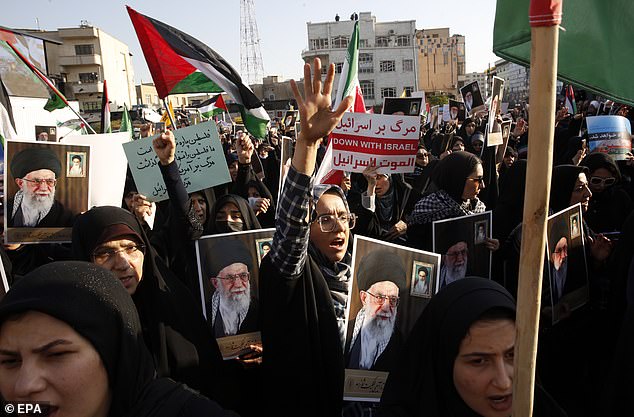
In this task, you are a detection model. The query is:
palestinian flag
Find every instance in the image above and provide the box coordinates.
[564,85,577,115]
[197,94,228,118]
[315,20,366,185]
[127,6,269,138]
[100,79,111,133]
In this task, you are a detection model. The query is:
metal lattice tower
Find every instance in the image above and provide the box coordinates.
[240,0,264,86]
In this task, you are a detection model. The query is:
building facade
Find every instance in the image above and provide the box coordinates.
[28,24,137,113]
[493,59,530,106]
[415,28,465,97]
[302,12,418,109]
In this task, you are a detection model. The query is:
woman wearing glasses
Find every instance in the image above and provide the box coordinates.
[406,151,499,253]
[259,58,355,417]
[580,152,633,234]
[71,206,230,407]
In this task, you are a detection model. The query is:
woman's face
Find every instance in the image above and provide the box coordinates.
[465,122,476,137]
[452,140,466,152]
[309,193,350,263]
[588,167,615,194]
[215,202,243,223]
[375,175,391,198]
[91,238,145,295]
[462,164,485,200]
[453,318,515,417]
[0,311,111,417]
[569,172,592,212]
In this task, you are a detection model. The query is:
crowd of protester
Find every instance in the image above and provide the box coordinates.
[1,58,634,416]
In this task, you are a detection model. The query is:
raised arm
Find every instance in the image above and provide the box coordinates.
[268,58,352,277]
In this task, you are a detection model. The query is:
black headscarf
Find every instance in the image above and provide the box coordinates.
[379,278,516,416]
[0,261,236,417]
[550,165,589,213]
[71,206,225,400]
[494,159,527,241]
[0,261,154,417]
[581,152,621,183]
[205,194,261,235]
[431,151,481,203]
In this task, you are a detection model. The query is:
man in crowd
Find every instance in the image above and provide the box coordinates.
[346,249,404,371]
[205,239,259,338]
[439,239,469,288]
[8,147,74,228]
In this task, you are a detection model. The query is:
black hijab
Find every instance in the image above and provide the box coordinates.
[0,261,236,417]
[431,151,481,203]
[71,206,225,400]
[205,193,261,235]
[379,278,516,417]
[549,165,589,213]
[0,261,154,417]
[494,159,527,241]
[581,152,621,183]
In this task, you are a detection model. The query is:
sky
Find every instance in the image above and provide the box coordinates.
[3,0,501,85]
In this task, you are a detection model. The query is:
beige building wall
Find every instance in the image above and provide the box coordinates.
[33,25,136,112]
[415,28,465,97]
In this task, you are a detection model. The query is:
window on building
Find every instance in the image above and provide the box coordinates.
[443,52,449,65]
[360,80,375,100]
[402,59,413,72]
[154,95,159,104]
[335,62,344,74]
[381,87,396,98]
[395,35,411,47]
[403,86,414,97]
[269,94,275,101]
[375,36,389,47]
[432,34,439,38]
[75,44,95,55]
[78,72,99,84]
[359,53,374,73]
[379,60,395,72]
[359,39,368,48]
[145,94,151,104]
[331,36,348,49]
[310,38,329,50]
[81,101,101,111]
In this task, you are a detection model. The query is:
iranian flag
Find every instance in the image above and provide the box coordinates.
[315,20,366,185]
[197,94,228,118]
[564,85,576,115]
[100,79,111,133]
[127,6,270,138]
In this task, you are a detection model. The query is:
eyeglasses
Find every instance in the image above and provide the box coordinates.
[364,290,399,307]
[314,212,357,232]
[22,178,57,187]
[589,176,616,186]
[92,244,146,265]
[215,272,250,283]
[446,249,468,259]
[467,176,484,185]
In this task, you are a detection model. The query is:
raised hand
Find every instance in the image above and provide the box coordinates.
[236,132,254,164]
[152,129,176,166]
[290,58,353,146]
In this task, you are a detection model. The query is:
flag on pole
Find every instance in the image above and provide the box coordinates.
[197,94,228,118]
[493,0,634,107]
[564,85,576,115]
[160,101,176,127]
[0,74,17,143]
[315,19,366,185]
[127,6,270,138]
[100,80,111,133]
[120,103,133,139]
[44,91,66,112]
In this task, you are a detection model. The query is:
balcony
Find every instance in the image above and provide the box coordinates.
[71,82,103,95]
[59,54,101,66]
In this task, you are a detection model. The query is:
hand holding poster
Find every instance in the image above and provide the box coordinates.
[586,115,632,160]
[330,112,419,175]
[123,121,231,202]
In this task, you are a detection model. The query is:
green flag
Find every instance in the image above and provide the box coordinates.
[494,0,634,106]
[120,104,133,139]
[44,91,66,112]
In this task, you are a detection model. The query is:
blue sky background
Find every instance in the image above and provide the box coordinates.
[3,0,501,84]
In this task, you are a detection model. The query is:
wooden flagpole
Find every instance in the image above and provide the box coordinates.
[513,1,562,416]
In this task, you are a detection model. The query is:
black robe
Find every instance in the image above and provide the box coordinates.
[7,197,74,227]
[259,254,344,417]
